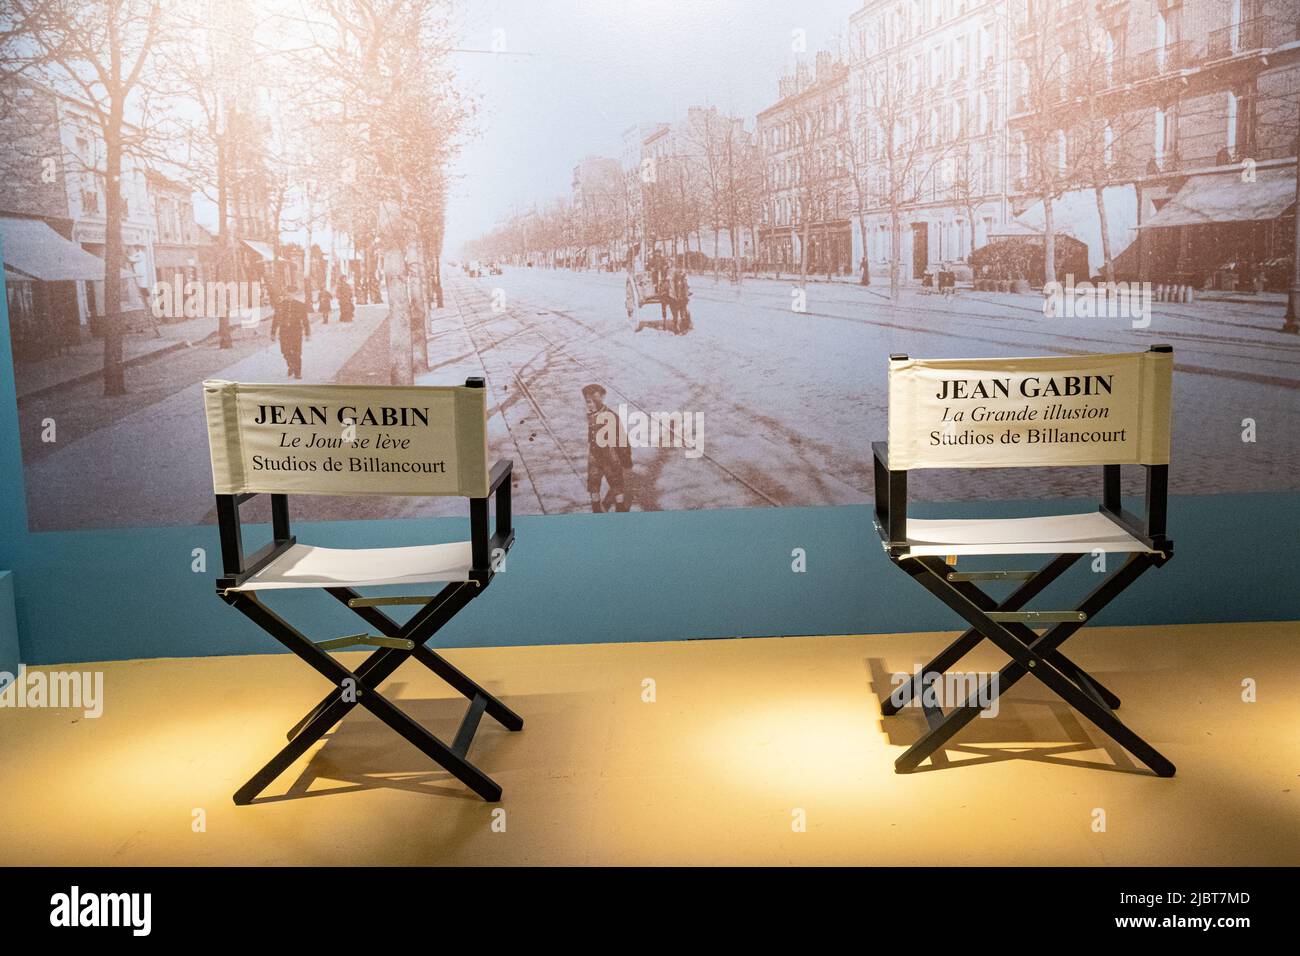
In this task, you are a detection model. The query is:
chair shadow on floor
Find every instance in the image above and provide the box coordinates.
[243,686,584,805]
[864,657,1161,776]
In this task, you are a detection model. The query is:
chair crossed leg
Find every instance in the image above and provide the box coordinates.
[881,552,1175,778]
[225,581,524,805]
[882,554,1119,715]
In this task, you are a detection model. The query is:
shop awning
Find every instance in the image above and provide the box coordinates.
[1139,167,1296,229]
[0,217,105,281]
[241,239,275,261]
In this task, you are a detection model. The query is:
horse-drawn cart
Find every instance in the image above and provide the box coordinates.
[625,270,665,318]
[625,256,691,334]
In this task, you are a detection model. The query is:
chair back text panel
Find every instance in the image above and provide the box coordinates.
[887,351,1172,470]
[203,380,489,497]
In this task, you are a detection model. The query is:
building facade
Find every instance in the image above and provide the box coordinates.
[633,109,757,269]
[850,0,1013,281]
[0,78,85,358]
[147,170,211,307]
[639,121,678,256]
[57,93,156,326]
[620,122,660,264]
[1003,0,1298,287]
[0,78,155,357]
[757,52,857,275]
[675,106,756,269]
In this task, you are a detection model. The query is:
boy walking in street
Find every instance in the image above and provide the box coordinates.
[582,383,632,513]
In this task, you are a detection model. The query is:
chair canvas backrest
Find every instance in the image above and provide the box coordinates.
[203,380,490,497]
[887,350,1172,471]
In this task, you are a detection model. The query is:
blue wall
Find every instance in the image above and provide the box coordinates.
[1,294,1297,665]
[0,571,18,674]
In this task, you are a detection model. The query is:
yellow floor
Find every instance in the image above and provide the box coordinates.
[0,621,1296,866]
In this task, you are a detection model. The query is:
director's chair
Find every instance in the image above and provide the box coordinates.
[203,376,523,805]
[873,346,1176,777]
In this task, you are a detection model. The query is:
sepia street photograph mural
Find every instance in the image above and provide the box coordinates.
[1,0,1297,531]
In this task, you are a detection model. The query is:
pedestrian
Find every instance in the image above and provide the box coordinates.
[318,286,333,324]
[582,383,631,513]
[649,247,670,320]
[271,291,311,379]
[337,276,355,323]
[669,256,691,334]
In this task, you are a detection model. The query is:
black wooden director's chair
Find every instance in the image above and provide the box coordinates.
[203,376,522,805]
[873,346,1176,777]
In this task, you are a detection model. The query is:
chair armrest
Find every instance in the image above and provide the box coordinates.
[872,441,908,550]
[1098,463,1172,556]
[471,459,515,582]
[488,458,512,493]
[214,493,296,591]
[488,459,514,555]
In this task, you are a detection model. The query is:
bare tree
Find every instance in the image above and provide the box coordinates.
[681,107,730,280]
[575,171,622,270]
[646,151,700,261]
[775,83,854,288]
[1287,97,1300,331]
[9,0,164,394]
[789,105,833,286]
[946,141,982,270]
[1013,2,1098,285]
[841,30,883,286]
[298,0,467,385]
[734,132,766,278]
[642,155,672,256]
[859,48,951,299]
[158,0,268,347]
[839,41,873,288]
[717,116,758,282]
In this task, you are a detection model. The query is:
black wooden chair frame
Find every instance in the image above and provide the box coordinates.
[873,346,1176,778]
[214,379,523,805]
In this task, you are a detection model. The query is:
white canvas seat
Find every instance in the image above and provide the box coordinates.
[901,513,1155,557]
[228,541,474,592]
